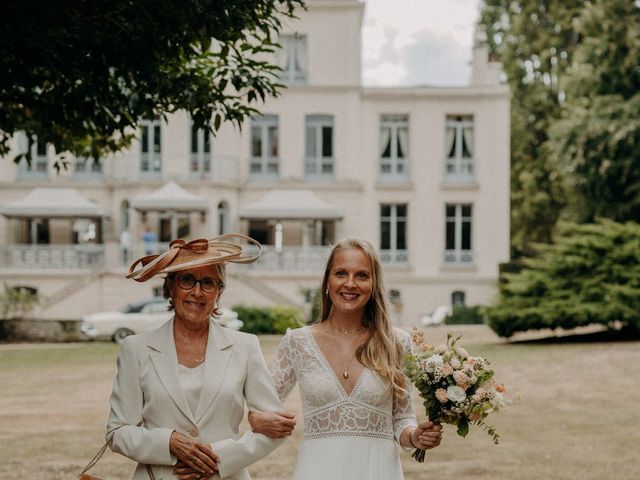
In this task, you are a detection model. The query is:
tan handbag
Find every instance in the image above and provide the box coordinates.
[78,424,156,480]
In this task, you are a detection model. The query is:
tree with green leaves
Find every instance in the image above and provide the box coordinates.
[479,1,584,256]
[487,219,640,338]
[0,0,304,168]
[547,0,640,223]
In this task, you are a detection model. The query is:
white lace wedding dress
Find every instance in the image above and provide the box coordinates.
[271,326,418,480]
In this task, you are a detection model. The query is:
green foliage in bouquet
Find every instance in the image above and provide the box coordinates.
[405,330,509,462]
[487,219,640,337]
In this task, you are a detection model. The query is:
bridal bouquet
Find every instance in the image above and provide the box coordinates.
[405,328,510,462]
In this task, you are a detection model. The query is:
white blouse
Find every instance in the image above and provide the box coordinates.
[178,362,205,416]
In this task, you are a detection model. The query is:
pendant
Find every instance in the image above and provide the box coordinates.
[194,354,205,364]
[343,370,349,379]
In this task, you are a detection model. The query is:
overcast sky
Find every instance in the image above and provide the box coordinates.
[361,0,482,87]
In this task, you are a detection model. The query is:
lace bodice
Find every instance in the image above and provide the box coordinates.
[271,326,417,441]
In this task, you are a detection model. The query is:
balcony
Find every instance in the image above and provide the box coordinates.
[244,245,330,272]
[0,244,106,270]
[443,249,474,266]
[380,249,409,265]
[0,243,333,273]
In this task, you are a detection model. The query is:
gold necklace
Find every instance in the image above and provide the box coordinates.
[329,321,358,380]
[175,327,208,365]
[194,344,206,364]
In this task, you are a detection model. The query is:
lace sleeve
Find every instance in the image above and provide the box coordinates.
[270,328,297,402]
[392,329,418,442]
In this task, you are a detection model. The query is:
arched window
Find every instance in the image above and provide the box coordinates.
[451,290,466,306]
[217,201,229,236]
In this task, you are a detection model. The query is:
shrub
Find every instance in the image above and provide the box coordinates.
[233,305,305,334]
[487,220,640,337]
[233,306,274,334]
[270,306,304,333]
[444,305,485,325]
[0,284,39,319]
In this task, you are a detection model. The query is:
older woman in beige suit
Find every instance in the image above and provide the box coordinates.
[106,235,291,480]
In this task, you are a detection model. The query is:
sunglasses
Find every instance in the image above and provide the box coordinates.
[176,274,224,293]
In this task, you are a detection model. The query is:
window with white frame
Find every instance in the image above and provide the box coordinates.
[445,204,473,265]
[305,114,334,178]
[445,115,474,180]
[140,118,162,174]
[190,122,211,177]
[380,203,408,264]
[250,115,279,179]
[278,34,307,84]
[379,115,409,178]
[17,134,48,178]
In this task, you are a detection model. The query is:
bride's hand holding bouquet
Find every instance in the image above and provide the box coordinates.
[405,328,510,462]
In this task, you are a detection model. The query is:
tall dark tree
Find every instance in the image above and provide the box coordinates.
[547,0,640,222]
[0,0,304,168]
[479,1,584,256]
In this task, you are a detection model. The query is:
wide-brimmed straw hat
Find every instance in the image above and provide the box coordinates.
[127,233,261,282]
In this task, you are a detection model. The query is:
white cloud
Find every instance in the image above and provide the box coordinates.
[362,0,480,86]
[400,30,472,86]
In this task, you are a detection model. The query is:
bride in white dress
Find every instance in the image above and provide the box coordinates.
[249,238,443,480]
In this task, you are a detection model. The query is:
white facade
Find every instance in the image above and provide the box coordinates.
[0,0,510,325]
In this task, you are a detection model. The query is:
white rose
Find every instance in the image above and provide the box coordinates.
[450,357,462,369]
[446,385,467,403]
[456,347,469,358]
[426,354,444,366]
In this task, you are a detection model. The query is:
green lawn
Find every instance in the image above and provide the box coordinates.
[0,325,637,480]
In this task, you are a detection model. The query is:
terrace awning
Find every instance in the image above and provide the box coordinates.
[0,188,109,218]
[131,181,209,212]
[239,189,343,220]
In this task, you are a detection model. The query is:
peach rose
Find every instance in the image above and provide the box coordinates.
[435,388,449,403]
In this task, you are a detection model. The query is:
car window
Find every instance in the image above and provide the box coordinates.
[123,302,145,313]
[142,301,170,313]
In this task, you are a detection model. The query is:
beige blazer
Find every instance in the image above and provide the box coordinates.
[106,318,285,480]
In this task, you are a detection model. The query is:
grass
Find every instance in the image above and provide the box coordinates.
[0,325,638,480]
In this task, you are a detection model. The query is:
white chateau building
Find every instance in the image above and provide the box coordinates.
[0,0,510,326]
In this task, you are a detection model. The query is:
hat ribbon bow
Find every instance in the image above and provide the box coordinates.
[127,238,209,282]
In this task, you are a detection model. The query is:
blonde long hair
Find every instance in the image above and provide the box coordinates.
[315,238,407,400]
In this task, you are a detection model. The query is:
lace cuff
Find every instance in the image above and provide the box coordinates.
[394,418,418,448]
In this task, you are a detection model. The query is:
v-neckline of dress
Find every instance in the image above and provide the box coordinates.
[305,326,367,398]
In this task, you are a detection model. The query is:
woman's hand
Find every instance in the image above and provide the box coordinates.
[410,421,443,450]
[248,410,296,438]
[169,431,219,477]
[173,461,214,480]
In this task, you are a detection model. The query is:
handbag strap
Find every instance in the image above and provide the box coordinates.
[146,464,157,480]
[79,422,155,480]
